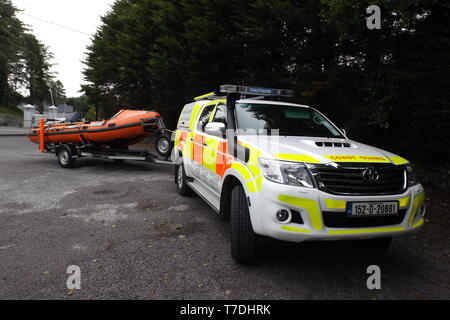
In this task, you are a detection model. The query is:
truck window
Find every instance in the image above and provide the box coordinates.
[235,103,343,138]
[212,104,227,127]
[197,105,215,132]
[178,103,196,129]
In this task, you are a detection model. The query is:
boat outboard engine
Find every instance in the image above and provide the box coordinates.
[66,112,82,123]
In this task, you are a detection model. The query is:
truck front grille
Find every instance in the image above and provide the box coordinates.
[323,210,407,228]
[311,162,406,196]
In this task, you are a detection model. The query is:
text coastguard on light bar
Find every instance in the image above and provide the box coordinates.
[219,84,293,97]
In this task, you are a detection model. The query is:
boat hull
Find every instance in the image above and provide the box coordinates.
[27,110,161,147]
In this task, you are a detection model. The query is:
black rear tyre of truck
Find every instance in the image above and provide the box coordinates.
[230,184,257,264]
[175,162,194,196]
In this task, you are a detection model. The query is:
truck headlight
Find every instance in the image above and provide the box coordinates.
[405,164,418,187]
[259,158,314,188]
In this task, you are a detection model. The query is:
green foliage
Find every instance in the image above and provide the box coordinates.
[0,0,24,108]
[0,0,65,112]
[84,105,97,121]
[83,0,450,163]
[66,95,91,115]
[0,106,22,118]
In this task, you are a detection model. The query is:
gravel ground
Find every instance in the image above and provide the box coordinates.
[0,136,448,300]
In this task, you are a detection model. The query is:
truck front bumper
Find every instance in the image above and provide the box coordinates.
[249,180,425,243]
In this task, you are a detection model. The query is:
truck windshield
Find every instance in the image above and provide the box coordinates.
[235,103,343,138]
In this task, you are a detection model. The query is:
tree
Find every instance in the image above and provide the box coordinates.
[0,0,66,113]
[21,33,55,111]
[0,0,24,108]
[66,95,87,113]
[83,0,449,163]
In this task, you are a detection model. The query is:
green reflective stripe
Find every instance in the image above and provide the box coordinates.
[231,162,252,181]
[238,141,262,166]
[208,104,218,122]
[189,104,201,131]
[278,195,323,231]
[203,136,220,172]
[255,176,263,192]
[328,226,405,235]
[413,218,425,228]
[409,192,425,226]
[398,196,410,208]
[275,154,320,163]
[324,155,390,163]
[246,181,257,193]
[390,156,409,165]
[247,164,261,177]
[325,199,346,210]
[175,131,181,146]
[281,226,311,233]
[184,132,193,159]
[194,92,215,100]
[248,149,261,165]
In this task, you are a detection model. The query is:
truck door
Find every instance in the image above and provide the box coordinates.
[202,103,228,194]
[191,103,216,184]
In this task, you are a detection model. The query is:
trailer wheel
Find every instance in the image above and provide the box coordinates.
[57,145,76,168]
[156,133,173,158]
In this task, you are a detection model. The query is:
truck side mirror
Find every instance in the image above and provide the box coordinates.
[205,122,226,138]
[341,128,347,136]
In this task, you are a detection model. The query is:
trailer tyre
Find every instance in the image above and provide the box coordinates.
[57,145,76,168]
[230,184,257,264]
[156,133,173,158]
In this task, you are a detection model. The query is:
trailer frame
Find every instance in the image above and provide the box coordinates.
[45,142,173,168]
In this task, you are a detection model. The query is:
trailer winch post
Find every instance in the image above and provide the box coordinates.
[39,118,45,152]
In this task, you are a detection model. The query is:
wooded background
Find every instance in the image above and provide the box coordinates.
[0,0,65,113]
[1,0,449,164]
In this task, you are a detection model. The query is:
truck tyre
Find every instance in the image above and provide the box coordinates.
[57,145,76,168]
[175,162,193,196]
[230,184,256,264]
[156,133,173,158]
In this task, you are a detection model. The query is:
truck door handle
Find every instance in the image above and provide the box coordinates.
[202,142,208,147]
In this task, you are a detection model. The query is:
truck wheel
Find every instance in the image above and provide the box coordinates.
[156,133,173,158]
[230,184,256,264]
[57,145,76,168]
[175,162,193,196]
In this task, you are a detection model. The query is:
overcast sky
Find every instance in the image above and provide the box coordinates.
[12,0,115,97]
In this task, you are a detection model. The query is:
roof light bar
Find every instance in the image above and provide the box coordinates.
[220,85,293,98]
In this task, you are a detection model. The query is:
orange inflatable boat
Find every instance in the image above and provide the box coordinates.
[28,109,161,147]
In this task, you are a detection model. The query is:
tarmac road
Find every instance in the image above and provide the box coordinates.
[0,136,448,299]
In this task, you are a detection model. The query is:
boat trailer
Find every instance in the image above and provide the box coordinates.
[36,119,173,168]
